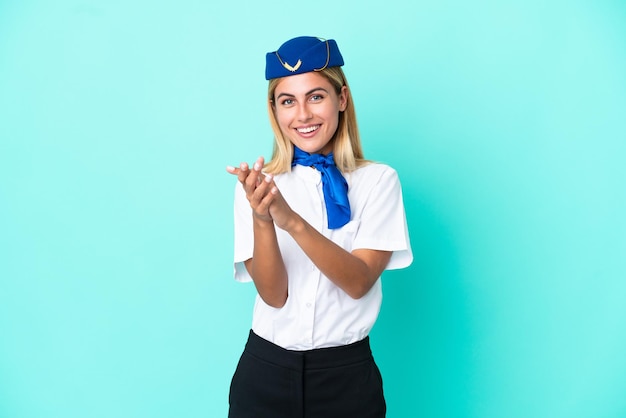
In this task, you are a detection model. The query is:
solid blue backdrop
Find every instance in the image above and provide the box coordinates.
[1,1,625,417]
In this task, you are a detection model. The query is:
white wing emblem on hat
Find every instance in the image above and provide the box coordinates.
[282,59,302,72]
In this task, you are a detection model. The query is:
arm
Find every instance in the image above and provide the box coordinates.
[290,214,391,299]
[268,183,391,299]
[244,217,288,308]
[227,158,288,308]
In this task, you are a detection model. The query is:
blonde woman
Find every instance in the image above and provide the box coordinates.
[226,36,412,418]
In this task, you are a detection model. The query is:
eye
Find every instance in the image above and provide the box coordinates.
[281,98,295,106]
[309,94,324,102]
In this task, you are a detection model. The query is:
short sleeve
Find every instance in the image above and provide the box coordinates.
[352,167,413,270]
[233,182,254,282]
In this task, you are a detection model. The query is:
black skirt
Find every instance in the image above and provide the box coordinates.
[228,330,386,418]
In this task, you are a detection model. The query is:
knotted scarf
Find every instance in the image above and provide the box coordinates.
[291,146,350,229]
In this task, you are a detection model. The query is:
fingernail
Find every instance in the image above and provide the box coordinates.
[226,165,235,172]
[254,162,261,171]
[265,174,273,183]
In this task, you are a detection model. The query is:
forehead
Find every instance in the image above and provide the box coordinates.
[274,72,333,95]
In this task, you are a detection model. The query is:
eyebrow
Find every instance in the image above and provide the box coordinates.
[275,87,330,101]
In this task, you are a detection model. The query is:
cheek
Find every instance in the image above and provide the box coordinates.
[275,110,291,129]
[324,109,340,129]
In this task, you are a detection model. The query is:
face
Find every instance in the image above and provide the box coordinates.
[272,72,347,155]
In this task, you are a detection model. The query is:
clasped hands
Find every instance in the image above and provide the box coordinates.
[226,156,295,230]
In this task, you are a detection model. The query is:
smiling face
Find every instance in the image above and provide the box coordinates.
[272,72,348,155]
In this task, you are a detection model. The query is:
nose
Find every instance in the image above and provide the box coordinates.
[297,102,312,121]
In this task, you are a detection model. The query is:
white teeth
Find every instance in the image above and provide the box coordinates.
[297,125,319,133]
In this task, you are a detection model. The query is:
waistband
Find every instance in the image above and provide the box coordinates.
[244,330,373,371]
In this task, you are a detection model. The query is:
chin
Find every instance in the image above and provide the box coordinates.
[292,140,334,155]
[301,146,323,153]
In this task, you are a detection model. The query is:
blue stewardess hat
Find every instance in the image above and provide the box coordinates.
[265,36,344,80]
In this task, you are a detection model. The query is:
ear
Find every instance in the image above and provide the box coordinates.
[338,85,348,112]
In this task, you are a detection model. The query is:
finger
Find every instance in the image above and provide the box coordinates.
[252,156,265,185]
[238,162,255,187]
[255,178,277,213]
[244,156,267,191]
[244,168,260,193]
[252,156,264,172]
[226,165,240,175]
[262,174,279,197]
[249,173,273,203]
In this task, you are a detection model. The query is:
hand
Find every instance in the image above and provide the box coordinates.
[266,185,298,231]
[226,156,278,223]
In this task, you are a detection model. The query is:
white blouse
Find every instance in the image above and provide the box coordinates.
[233,162,413,350]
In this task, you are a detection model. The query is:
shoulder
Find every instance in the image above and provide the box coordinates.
[346,162,400,186]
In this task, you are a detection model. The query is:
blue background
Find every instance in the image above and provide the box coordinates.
[1,0,625,417]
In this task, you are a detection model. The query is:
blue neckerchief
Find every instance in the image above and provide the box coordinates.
[291,146,350,229]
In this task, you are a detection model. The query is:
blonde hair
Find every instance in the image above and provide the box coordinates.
[263,67,367,174]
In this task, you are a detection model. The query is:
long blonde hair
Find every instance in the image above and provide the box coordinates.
[263,67,367,174]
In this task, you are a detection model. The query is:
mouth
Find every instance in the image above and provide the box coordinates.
[296,124,321,134]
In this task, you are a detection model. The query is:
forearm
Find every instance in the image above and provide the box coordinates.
[246,216,288,308]
[285,214,391,299]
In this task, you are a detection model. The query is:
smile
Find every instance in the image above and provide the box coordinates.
[296,125,320,134]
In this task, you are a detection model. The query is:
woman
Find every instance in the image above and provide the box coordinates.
[226,36,412,418]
